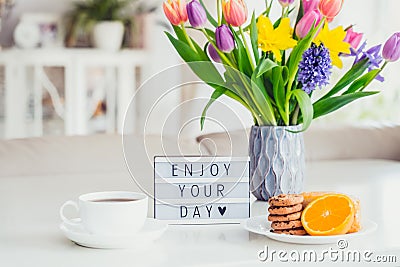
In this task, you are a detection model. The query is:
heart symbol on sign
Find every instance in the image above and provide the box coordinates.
[218,206,227,216]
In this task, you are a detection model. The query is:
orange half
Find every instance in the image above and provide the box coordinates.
[301,193,355,236]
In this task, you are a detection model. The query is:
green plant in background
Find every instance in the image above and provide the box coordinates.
[65,0,134,47]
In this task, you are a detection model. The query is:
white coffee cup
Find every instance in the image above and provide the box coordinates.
[60,191,148,236]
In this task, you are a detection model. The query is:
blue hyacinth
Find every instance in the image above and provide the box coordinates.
[297,43,332,94]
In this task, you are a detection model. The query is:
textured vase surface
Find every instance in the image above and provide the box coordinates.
[249,125,305,201]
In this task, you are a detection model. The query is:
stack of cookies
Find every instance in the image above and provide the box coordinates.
[268,194,306,235]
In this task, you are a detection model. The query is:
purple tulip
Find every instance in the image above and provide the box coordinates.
[303,0,319,14]
[382,32,400,62]
[278,0,295,7]
[187,0,207,28]
[207,43,221,63]
[215,25,235,53]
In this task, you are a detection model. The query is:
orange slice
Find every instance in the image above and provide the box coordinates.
[301,192,361,233]
[301,193,355,236]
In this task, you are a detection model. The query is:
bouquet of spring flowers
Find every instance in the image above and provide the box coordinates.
[162,0,400,131]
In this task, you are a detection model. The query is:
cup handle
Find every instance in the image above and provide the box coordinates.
[60,200,81,227]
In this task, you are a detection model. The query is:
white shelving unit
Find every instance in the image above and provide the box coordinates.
[0,48,148,139]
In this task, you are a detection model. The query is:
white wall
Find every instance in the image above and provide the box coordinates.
[0,0,74,46]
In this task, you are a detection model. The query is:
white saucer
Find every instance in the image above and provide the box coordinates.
[243,215,377,245]
[60,218,168,249]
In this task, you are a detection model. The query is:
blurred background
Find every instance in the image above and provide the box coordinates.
[0,0,399,140]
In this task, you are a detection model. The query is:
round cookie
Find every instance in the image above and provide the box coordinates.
[272,228,307,236]
[268,211,302,222]
[271,220,303,230]
[268,194,304,207]
[268,203,303,215]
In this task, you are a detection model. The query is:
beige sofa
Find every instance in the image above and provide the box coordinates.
[196,125,400,162]
[1,124,399,198]
[0,134,201,178]
[1,125,399,179]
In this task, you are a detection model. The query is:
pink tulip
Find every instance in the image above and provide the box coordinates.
[222,0,248,27]
[163,0,188,26]
[303,0,319,14]
[318,0,344,19]
[344,27,363,50]
[279,0,295,8]
[296,10,323,39]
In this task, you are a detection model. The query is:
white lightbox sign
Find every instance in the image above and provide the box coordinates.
[154,156,250,224]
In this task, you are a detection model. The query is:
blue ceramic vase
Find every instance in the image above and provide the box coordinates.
[249,125,305,201]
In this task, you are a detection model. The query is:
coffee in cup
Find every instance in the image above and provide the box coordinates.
[60,191,148,235]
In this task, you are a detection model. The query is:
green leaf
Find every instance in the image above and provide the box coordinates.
[192,41,210,61]
[165,32,202,62]
[200,89,224,130]
[250,12,260,65]
[291,89,313,132]
[343,69,380,95]
[230,25,252,77]
[251,72,271,108]
[172,25,187,43]
[167,32,242,111]
[286,27,314,87]
[313,91,379,119]
[166,32,226,84]
[199,0,218,27]
[255,58,278,78]
[173,26,209,61]
[281,66,289,86]
[272,67,287,124]
[317,58,369,101]
[200,86,251,130]
[186,27,215,40]
[250,80,277,125]
[231,83,263,124]
[204,28,216,39]
[273,18,282,28]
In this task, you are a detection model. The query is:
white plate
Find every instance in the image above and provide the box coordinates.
[60,218,168,249]
[243,215,377,245]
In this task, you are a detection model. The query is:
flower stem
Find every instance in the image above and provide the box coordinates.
[181,24,196,51]
[217,0,222,25]
[291,104,300,125]
[266,0,273,16]
[239,26,255,70]
[361,61,389,90]
[285,7,290,17]
[201,28,235,68]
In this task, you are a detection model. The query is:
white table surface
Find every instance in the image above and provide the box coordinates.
[1,160,400,267]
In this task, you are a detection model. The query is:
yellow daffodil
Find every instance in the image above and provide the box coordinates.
[314,24,351,68]
[257,16,297,62]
